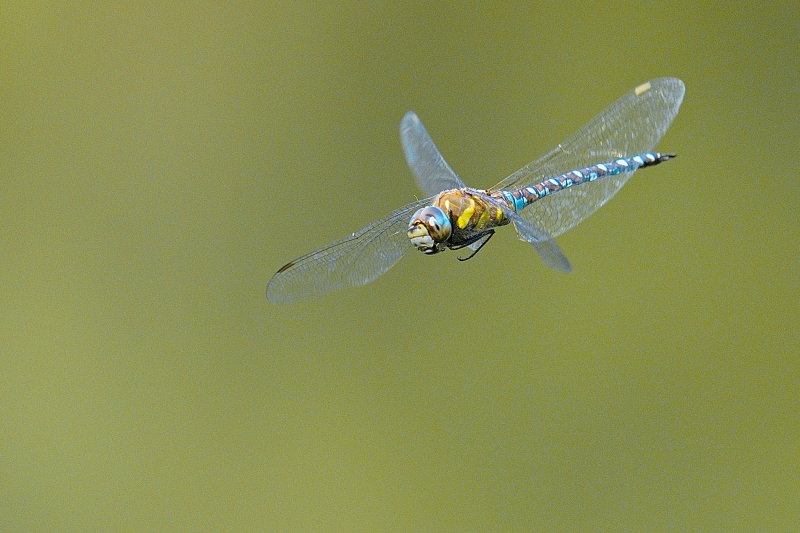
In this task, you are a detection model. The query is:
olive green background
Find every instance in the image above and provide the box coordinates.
[2,2,797,531]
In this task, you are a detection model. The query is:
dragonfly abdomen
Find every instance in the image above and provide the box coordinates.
[499,152,675,212]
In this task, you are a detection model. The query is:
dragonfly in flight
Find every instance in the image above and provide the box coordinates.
[267,78,685,303]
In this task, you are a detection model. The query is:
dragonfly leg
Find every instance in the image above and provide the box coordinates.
[452,231,495,261]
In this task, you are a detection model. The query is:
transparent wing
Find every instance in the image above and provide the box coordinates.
[490,78,685,238]
[509,212,573,272]
[401,111,465,197]
[472,190,573,272]
[266,198,430,303]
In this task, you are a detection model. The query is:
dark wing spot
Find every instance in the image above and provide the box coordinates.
[276,261,295,274]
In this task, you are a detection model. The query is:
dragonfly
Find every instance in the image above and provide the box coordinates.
[267,77,685,303]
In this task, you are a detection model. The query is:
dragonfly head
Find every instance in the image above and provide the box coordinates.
[408,206,452,254]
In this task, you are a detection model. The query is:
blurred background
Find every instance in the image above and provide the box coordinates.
[2,2,797,531]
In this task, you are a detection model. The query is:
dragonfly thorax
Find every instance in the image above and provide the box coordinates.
[408,206,452,254]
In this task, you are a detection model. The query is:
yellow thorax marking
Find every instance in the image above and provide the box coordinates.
[456,198,475,229]
[477,206,491,228]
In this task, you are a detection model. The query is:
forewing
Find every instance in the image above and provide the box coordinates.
[491,78,685,238]
[401,111,465,197]
[266,198,430,303]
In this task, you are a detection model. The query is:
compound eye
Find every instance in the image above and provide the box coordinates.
[408,206,451,253]
[420,206,451,241]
